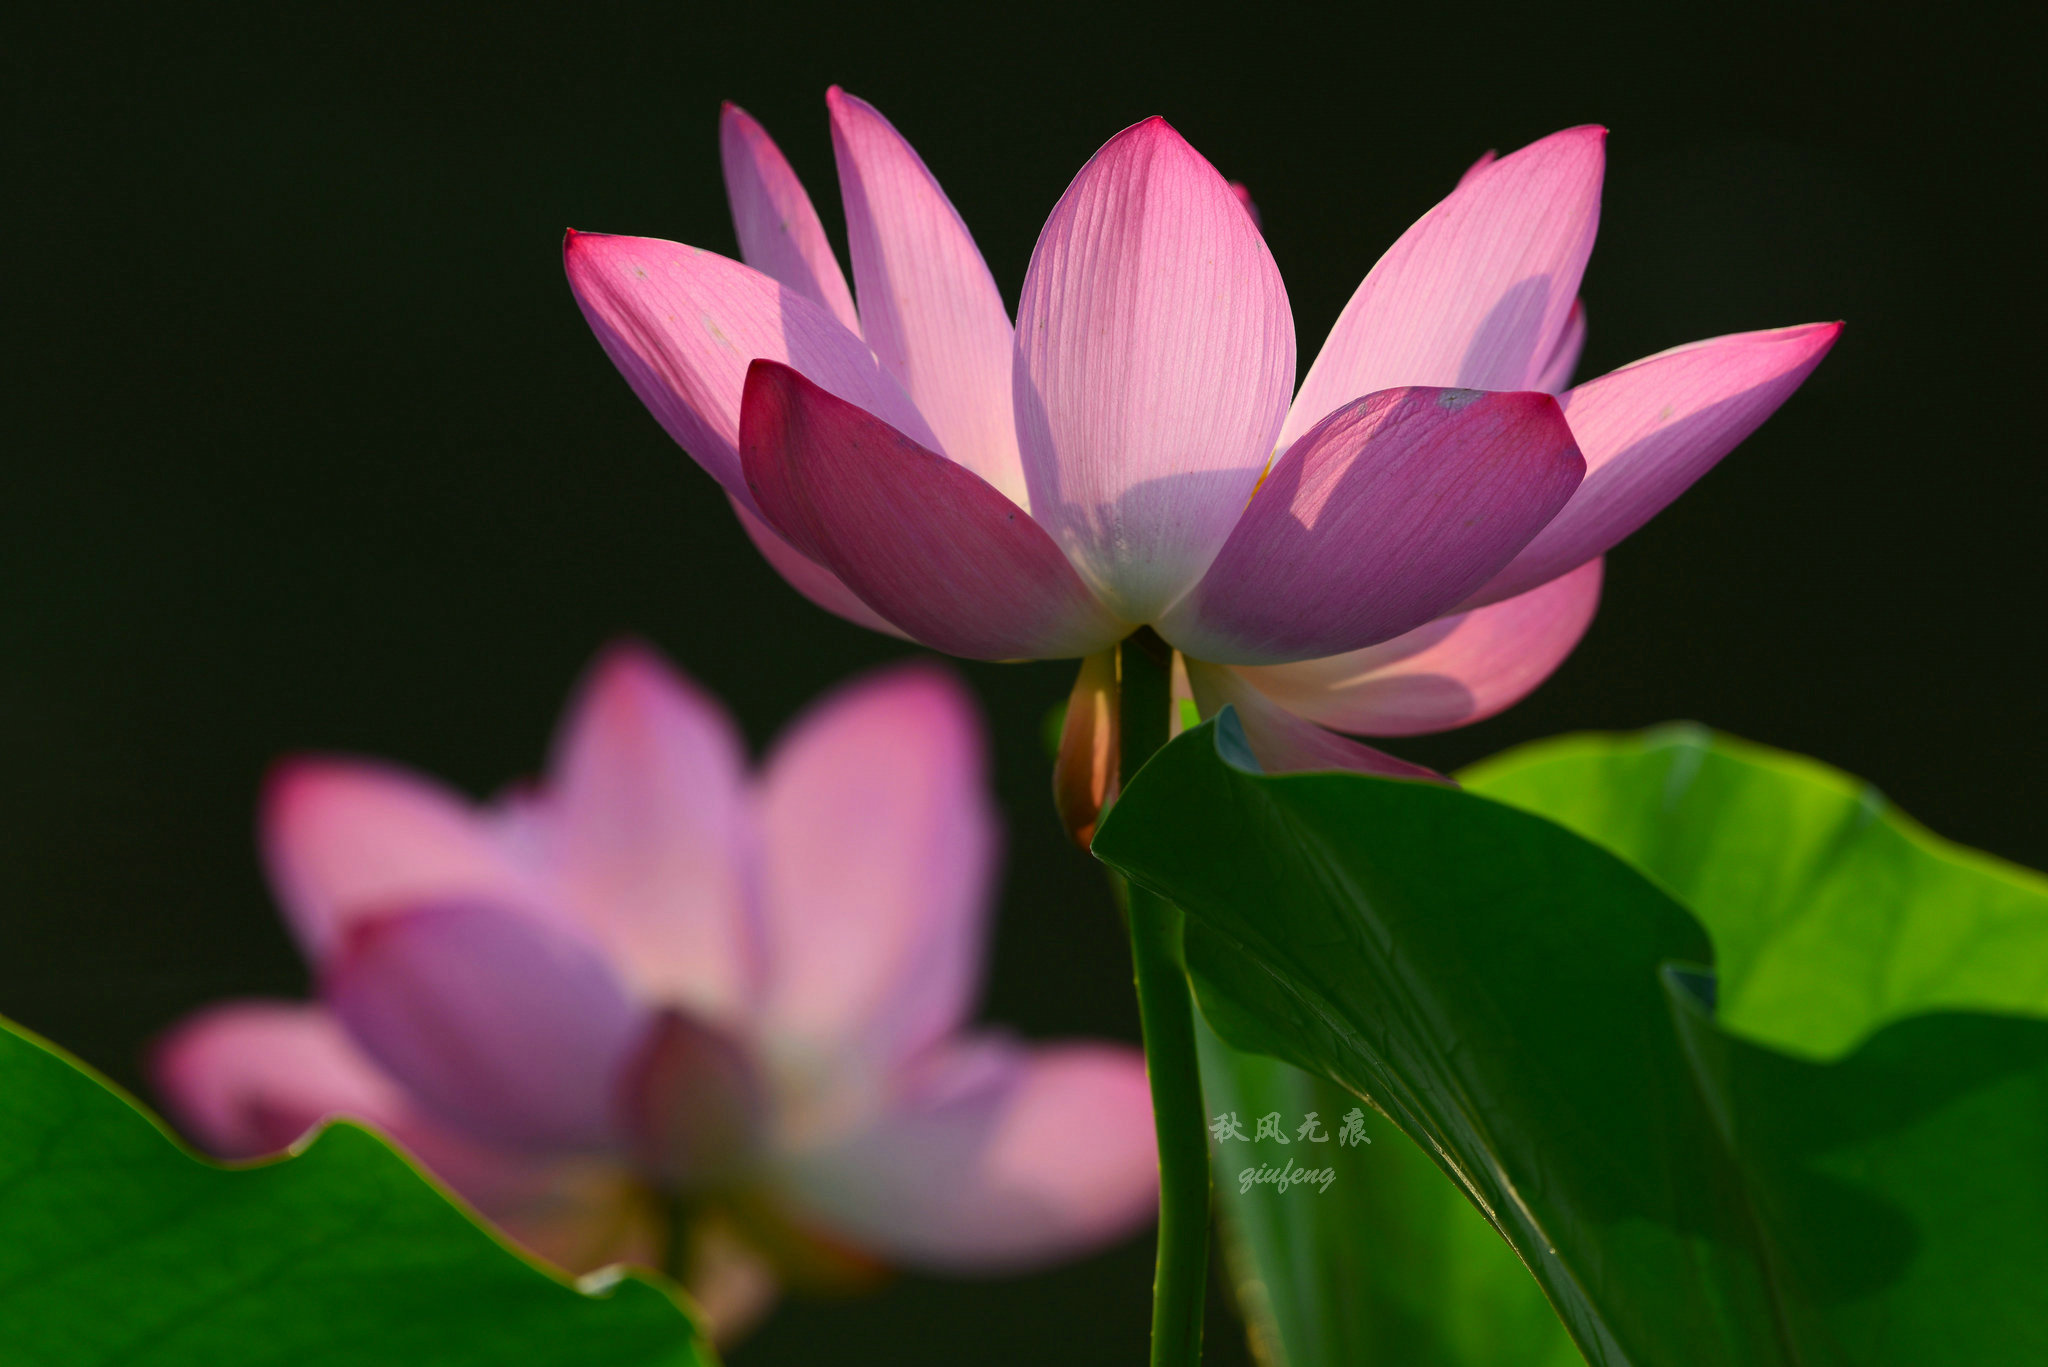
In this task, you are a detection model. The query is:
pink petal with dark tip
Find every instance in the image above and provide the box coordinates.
[1013,117,1295,620]
[1158,387,1583,666]
[1466,321,1841,606]
[1283,126,1605,448]
[741,360,1127,661]
[828,88,1025,505]
[563,231,935,506]
[719,102,860,335]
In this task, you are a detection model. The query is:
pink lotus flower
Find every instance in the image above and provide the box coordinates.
[152,645,1156,1338]
[565,89,1837,809]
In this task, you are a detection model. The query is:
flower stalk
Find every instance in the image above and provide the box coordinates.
[1118,630,1208,1367]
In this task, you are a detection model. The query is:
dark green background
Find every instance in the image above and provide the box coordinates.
[7,3,2035,1363]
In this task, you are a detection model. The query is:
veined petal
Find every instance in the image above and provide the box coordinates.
[729,494,911,639]
[772,1038,1157,1271]
[324,902,647,1154]
[755,663,997,1074]
[827,88,1026,506]
[262,759,551,962]
[740,361,1127,660]
[533,642,759,1017]
[1456,149,1499,189]
[1233,557,1603,737]
[1466,321,1842,606]
[1534,298,1587,394]
[563,231,936,506]
[1157,388,1584,666]
[1013,116,1295,621]
[718,103,860,334]
[1186,660,1447,781]
[1282,126,1605,449]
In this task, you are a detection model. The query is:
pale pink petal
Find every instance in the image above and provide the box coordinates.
[718,102,860,335]
[1233,557,1603,737]
[755,663,998,1072]
[1466,321,1842,607]
[730,493,911,639]
[152,1000,420,1158]
[1013,117,1295,621]
[827,88,1026,506]
[324,902,648,1154]
[1227,180,1261,229]
[151,1001,657,1274]
[1185,660,1447,781]
[1534,298,1587,394]
[529,642,759,1016]
[772,1038,1157,1272]
[740,360,1128,660]
[262,759,550,962]
[1157,388,1584,666]
[1281,127,1605,449]
[150,1002,554,1210]
[563,231,937,507]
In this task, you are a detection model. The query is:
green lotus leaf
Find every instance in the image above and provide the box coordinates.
[0,1016,715,1367]
[1096,717,2048,1366]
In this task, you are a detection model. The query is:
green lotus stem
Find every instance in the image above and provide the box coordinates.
[1118,631,1208,1367]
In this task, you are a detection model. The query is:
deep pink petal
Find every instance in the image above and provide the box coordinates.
[740,360,1127,660]
[1534,298,1587,394]
[1185,660,1448,781]
[755,663,998,1072]
[1466,321,1842,607]
[1282,127,1605,449]
[772,1038,1157,1271]
[730,494,910,638]
[1157,388,1584,666]
[529,643,759,1017]
[262,760,550,962]
[324,902,648,1154]
[563,231,936,506]
[718,103,860,335]
[827,88,1025,505]
[1013,117,1295,621]
[1232,557,1602,737]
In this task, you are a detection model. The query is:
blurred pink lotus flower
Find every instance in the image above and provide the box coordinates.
[153,645,1156,1338]
[565,89,1837,821]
